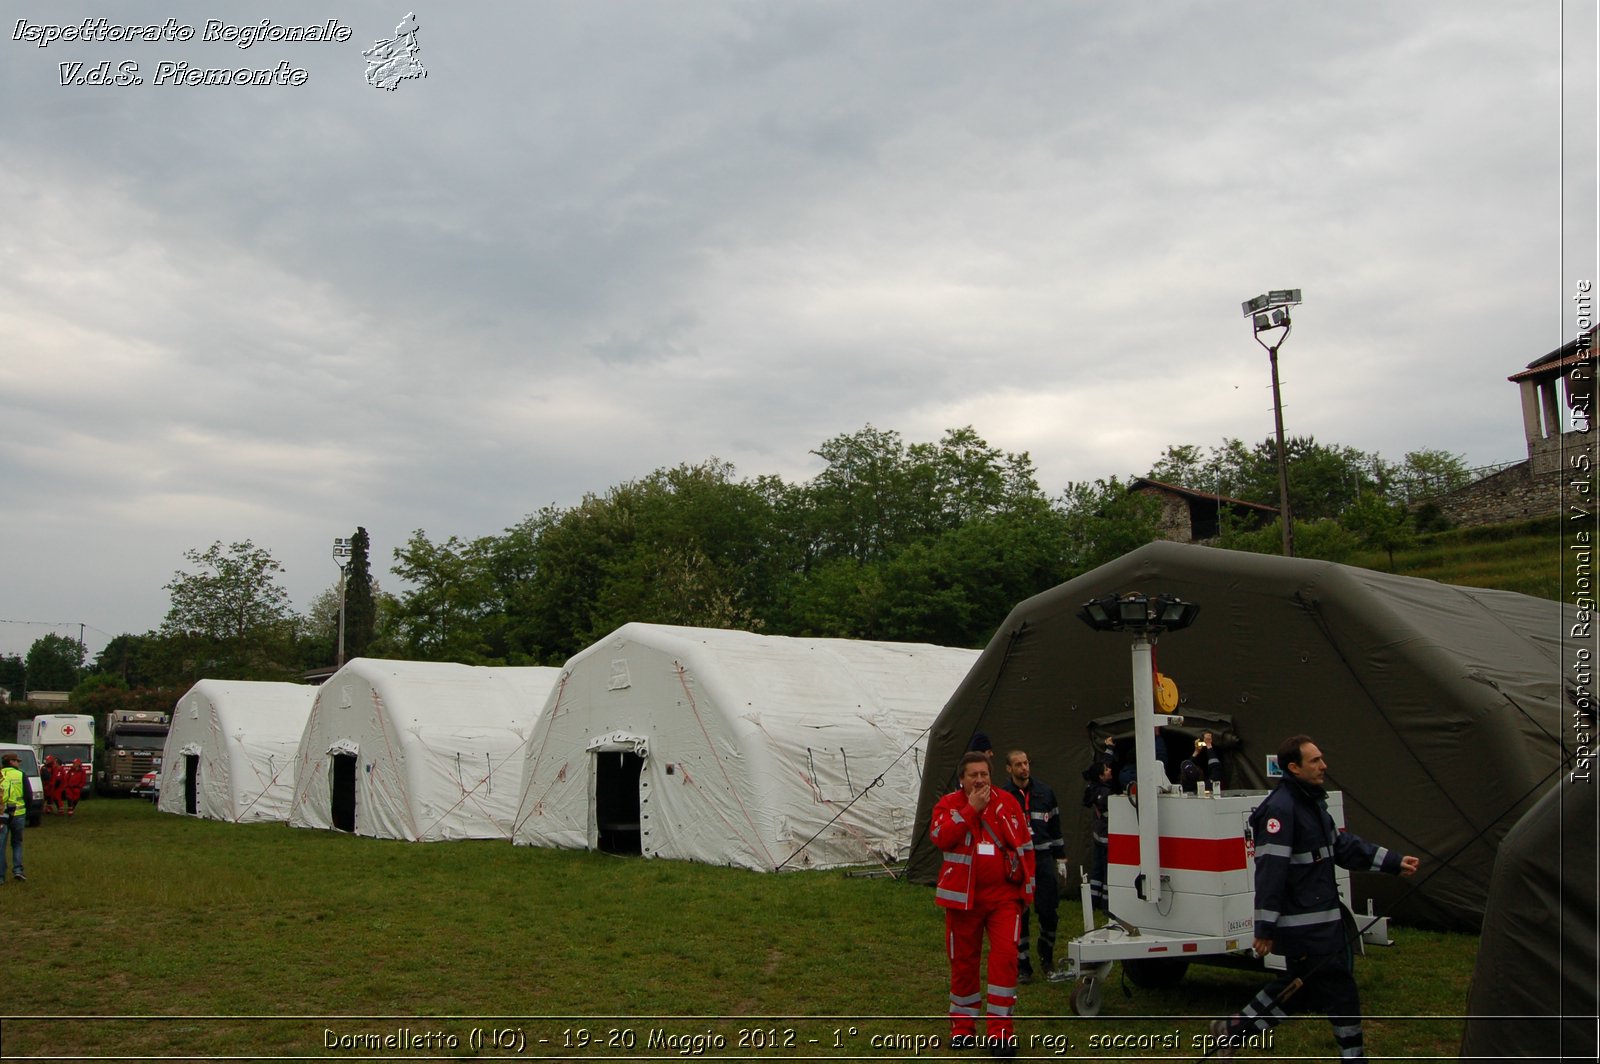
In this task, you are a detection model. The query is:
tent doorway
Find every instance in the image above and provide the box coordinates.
[594,750,643,855]
[331,753,356,833]
[184,754,199,815]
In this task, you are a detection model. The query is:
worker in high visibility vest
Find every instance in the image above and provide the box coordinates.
[0,753,26,883]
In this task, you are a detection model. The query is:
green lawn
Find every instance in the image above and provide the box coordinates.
[2,800,1478,1060]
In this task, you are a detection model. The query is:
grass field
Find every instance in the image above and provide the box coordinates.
[1,799,1480,1061]
[1347,515,1574,600]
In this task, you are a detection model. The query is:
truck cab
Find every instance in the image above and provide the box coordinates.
[100,711,172,798]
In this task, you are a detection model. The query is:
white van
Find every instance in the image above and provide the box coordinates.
[0,743,45,826]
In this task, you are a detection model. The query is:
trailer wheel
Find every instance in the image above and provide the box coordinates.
[1121,957,1190,989]
[1070,975,1103,1017]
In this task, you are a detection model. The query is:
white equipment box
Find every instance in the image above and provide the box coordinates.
[1106,789,1351,939]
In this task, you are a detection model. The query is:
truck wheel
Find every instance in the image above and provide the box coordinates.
[27,811,41,827]
[1121,958,1190,989]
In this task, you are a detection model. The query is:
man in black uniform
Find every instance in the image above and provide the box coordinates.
[1000,749,1064,983]
[1208,735,1419,1060]
[1081,760,1114,914]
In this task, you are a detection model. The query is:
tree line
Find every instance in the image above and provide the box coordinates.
[3,425,1470,713]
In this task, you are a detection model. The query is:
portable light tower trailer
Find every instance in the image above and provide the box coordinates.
[1057,593,1391,1016]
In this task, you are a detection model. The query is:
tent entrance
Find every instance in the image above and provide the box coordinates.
[331,753,356,833]
[593,750,644,855]
[184,754,199,815]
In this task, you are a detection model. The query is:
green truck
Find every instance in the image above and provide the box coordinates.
[99,710,171,798]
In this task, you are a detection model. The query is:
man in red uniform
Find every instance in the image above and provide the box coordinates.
[63,758,86,814]
[930,751,1035,1058]
[42,756,63,815]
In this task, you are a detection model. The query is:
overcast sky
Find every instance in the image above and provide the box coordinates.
[2,1,1595,661]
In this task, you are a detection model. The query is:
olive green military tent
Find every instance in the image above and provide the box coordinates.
[1460,773,1597,1060]
[909,541,1579,930]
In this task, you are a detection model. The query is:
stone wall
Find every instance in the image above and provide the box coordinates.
[1137,488,1193,542]
[1430,460,1568,527]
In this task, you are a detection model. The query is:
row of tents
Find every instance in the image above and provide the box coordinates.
[155,542,1594,1057]
[158,623,979,870]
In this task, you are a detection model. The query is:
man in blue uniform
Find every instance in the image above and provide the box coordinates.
[1000,749,1064,982]
[1209,735,1418,1060]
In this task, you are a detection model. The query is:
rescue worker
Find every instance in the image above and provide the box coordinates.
[1,753,26,883]
[42,755,63,814]
[1199,730,1224,787]
[1208,735,1419,1060]
[1081,760,1114,914]
[930,751,1034,1058]
[63,757,87,814]
[999,749,1064,982]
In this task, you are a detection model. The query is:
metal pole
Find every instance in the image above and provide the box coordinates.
[1130,634,1161,901]
[336,565,348,667]
[1267,343,1295,557]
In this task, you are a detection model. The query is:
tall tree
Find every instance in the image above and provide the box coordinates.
[159,540,296,680]
[344,527,377,659]
[92,633,155,687]
[0,654,24,701]
[387,531,500,662]
[1055,476,1164,575]
[24,633,85,691]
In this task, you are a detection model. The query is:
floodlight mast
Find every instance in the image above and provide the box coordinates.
[332,537,353,667]
[1241,290,1302,558]
[1076,593,1199,903]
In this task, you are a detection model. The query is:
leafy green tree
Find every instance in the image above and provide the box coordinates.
[1248,436,1379,521]
[91,634,156,686]
[1219,516,1359,563]
[802,424,918,563]
[386,531,507,662]
[500,460,793,661]
[1343,494,1416,570]
[1145,443,1211,488]
[1055,477,1164,575]
[163,541,293,641]
[1393,450,1472,504]
[0,654,24,701]
[71,677,178,719]
[159,540,297,681]
[24,633,85,691]
[867,502,1073,646]
[1150,436,1383,522]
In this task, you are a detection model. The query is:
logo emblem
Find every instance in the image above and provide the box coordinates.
[1265,817,1281,834]
[364,12,426,91]
[60,724,76,737]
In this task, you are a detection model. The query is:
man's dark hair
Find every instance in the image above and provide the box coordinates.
[1277,734,1313,773]
[958,751,990,775]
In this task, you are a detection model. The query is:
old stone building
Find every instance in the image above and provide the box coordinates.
[1432,324,1595,527]
[1129,478,1278,543]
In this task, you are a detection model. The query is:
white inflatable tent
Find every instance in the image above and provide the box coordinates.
[512,623,980,871]
[288,658,560,842]
[160,679,317,822]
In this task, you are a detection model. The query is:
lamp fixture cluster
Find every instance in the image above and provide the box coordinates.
[1241,289,1302,336]
[1076,592,1200,635]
